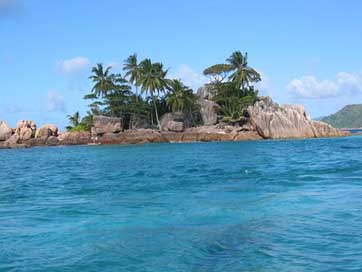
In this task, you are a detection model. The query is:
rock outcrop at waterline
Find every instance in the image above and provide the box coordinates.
[0,121,12,141]
[247,97,348,139]
[0,97,349,149]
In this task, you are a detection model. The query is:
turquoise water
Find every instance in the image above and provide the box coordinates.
[1,137,362,271]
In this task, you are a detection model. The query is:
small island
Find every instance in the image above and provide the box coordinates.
[0,51,348,149]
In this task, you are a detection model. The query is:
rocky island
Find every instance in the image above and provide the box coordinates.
[0,93,348,149]
[0,51,349,149]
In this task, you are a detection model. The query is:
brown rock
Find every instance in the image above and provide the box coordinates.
[233,131,263,141]
[97,132,124,144]
[197,98,219,126]
[160,112,188,132]
[122,129,163,144]
[161,132,184,142]
[0,121,12,141]
[46,136,59,146]
[92,115,122,136]
[18,127,33,141]
[311,121,350,138]
[35,124,58,139]
[57,131,91,145]
[247,97,346,139]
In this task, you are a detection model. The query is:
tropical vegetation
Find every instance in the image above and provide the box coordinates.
[321,104,362,128]
[203,51,261,123]
[66,51,262,131]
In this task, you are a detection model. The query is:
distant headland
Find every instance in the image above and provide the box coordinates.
[0,51,349,149]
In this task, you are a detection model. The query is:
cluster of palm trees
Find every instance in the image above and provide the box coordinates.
[81,54,197,130]
[203,51,261,122]
[66,50,262,131]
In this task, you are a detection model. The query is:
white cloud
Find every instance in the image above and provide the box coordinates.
[46,91,66,112]
[58,57,90,74]
[171,64,208,91]
[286,72,362,99]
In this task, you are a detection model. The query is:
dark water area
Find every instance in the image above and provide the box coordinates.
[344,128,362,134]
[1,136,362,271]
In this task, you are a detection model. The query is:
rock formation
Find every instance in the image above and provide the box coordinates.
[35,124,58,139]
[160,112,187,132]
[91,115,122,136]
[247,97,348,139]
[58,131,91,145]
[0,96,349,149]
[16,120,37,141]
[196,85,219,126]
[0,121,12,141]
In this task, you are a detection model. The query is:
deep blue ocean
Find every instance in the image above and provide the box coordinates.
[1,136,362,271]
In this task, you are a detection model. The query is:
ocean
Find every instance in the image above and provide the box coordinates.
[1,136,362,271]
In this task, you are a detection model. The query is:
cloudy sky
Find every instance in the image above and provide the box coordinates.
[1,0,362,128]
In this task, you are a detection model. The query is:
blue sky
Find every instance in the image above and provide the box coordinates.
[1,0,362,129]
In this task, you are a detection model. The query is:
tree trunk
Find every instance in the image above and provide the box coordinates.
[152,96,161,130]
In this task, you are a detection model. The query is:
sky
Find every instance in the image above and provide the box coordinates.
[1,0,362,129]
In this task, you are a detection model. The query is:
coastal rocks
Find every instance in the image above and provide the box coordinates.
[92,115,122,136]
[248,97,315,139]
[123,129,164,144]
[162,126,262,142]
[160,112,186,132]
[165,121,184,132]
[98,129,164,144]
[57,131,91,145]
[197,99,219,126]
[247,96,348,139]
[16,120,37,141]
[311,121,349,138]
[46,136,59,146]
[2,134,30,148]
[16,120,36,138]
[18,128,33,141]
[35,124,58,139]
[197,84,217,100]
[0,121,12,141]
[196,84,219,126]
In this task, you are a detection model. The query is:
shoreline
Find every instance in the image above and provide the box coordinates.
[0,97,351,149]
[0,128,351,150]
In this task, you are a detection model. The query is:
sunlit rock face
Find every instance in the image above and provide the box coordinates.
[91,115,122,136]
[247,96,348,139]
[196,85,219,126]
[0,121,12,141]
[16,120,37,141]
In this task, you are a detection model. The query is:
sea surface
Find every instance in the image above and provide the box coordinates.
[1,136,362,271]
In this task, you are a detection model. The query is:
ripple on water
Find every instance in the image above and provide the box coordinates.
[1,137,362,271]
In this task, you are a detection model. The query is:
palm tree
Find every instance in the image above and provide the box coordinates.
[138,58,168,130]
[66,111,80,131]
[123,53,140,100]
[103,74,132,117]
[166,79,195,113]
[89,63,115,97]
[226,51,261,91]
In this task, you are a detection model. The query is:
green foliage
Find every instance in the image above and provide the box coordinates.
[136,58,169,129]
[89,64,115,97]
[213,84,258,122]
[165,79,196,113]
[67,124,89,132]
[203,64,234,82]
[204,51,261,123]
[66,111,93,132]
[73,51,263,130]
[321,104,362,128]
[226,51,261,89]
